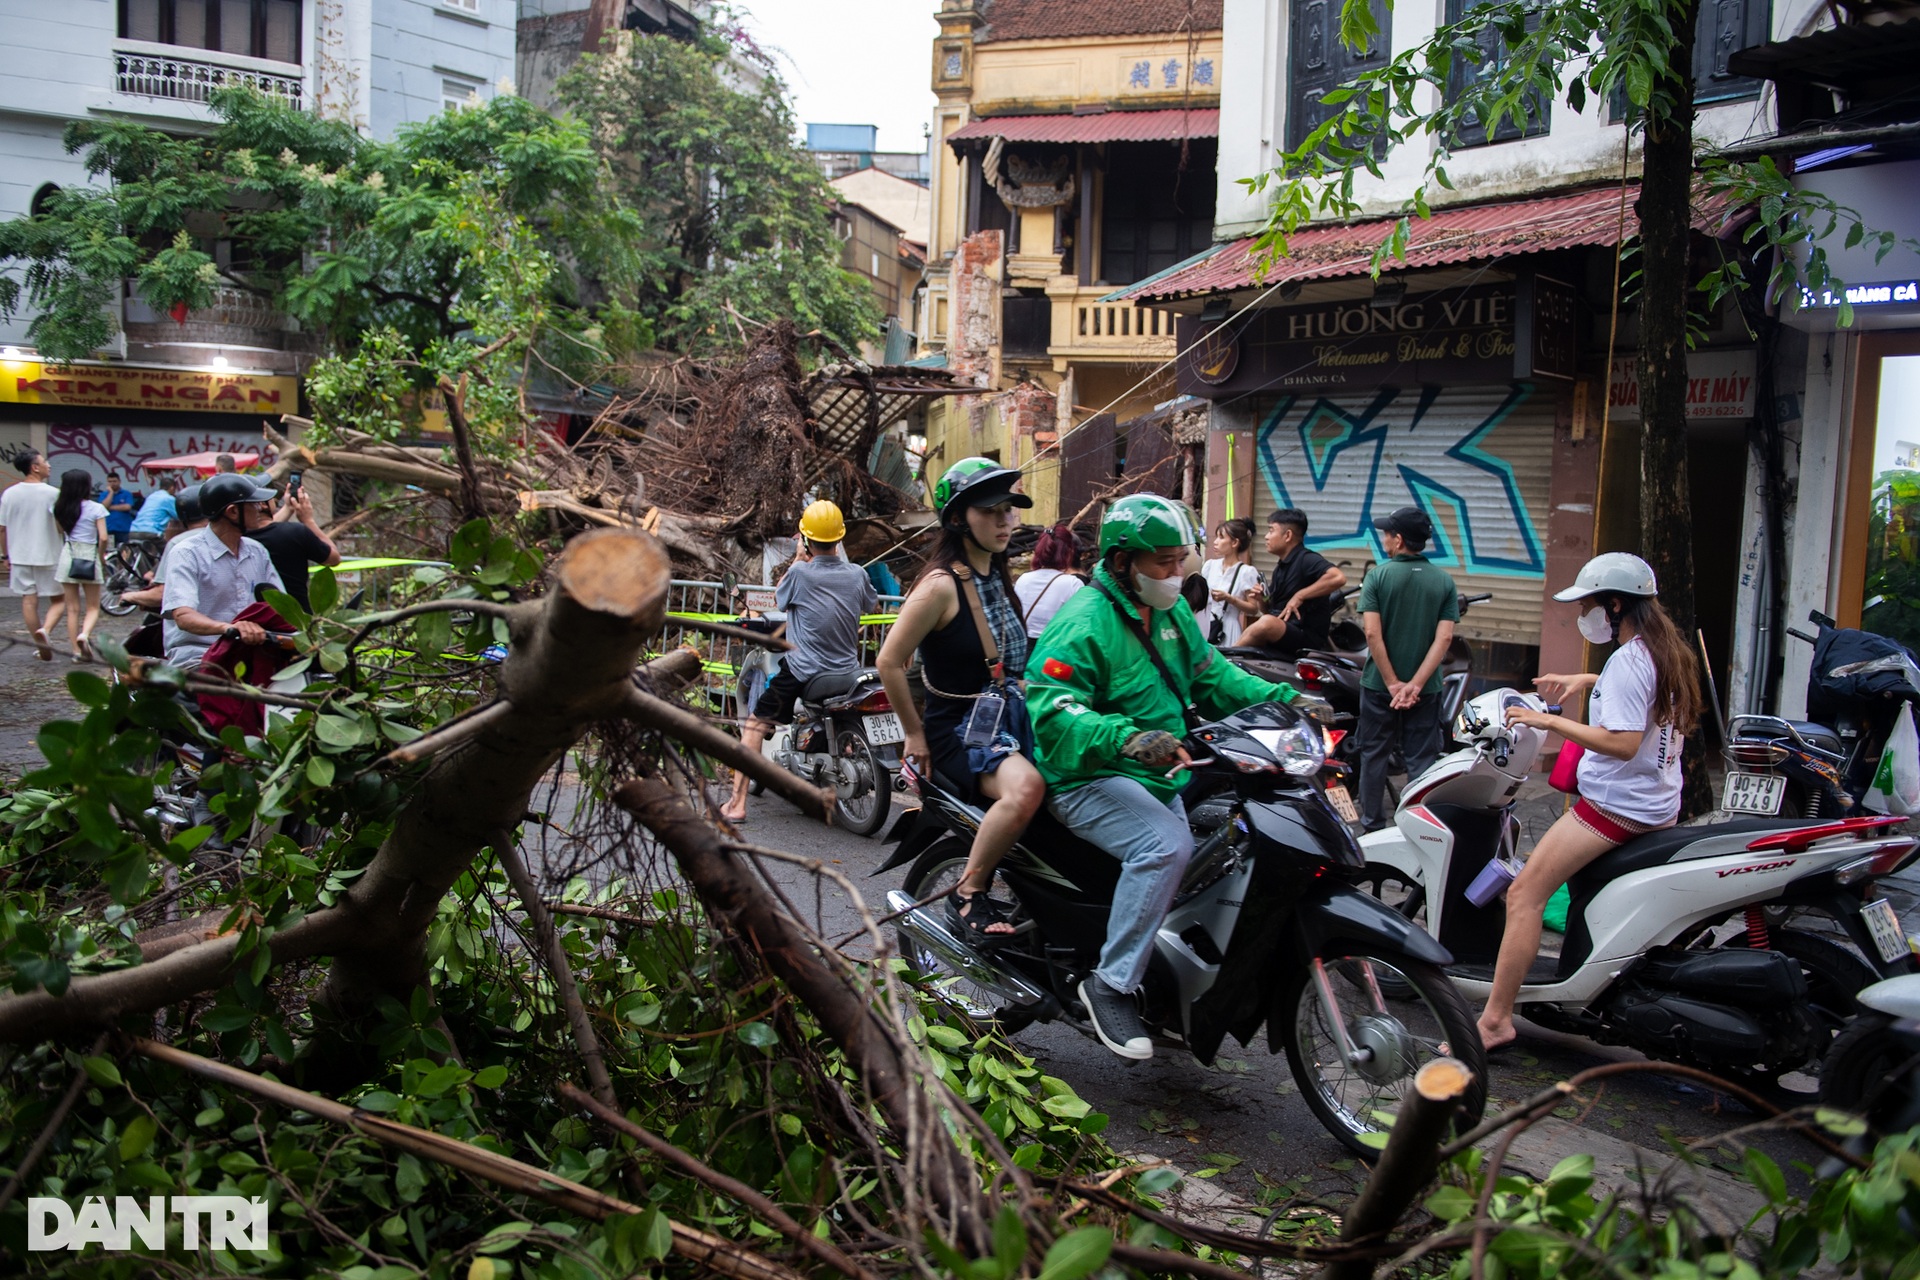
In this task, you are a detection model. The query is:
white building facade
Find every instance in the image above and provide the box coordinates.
[0,0,514,489]
[1117,0,1833,696]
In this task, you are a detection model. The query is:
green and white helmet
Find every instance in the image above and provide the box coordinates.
[932,456,1031,521]
[1099,494,1203,556]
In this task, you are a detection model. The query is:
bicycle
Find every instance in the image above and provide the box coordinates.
[101,537,163,617]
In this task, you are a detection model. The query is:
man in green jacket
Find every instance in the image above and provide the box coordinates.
[1028,494,1298,1060]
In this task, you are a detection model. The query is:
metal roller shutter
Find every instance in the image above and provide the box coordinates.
[1246,384,1555,646]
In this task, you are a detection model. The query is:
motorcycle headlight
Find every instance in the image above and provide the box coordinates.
[1250,721,1327,776]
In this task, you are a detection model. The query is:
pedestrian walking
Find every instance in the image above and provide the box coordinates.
[52,469,110,660]
[0,449,65,660]
[1198,517,1262,647]
[1355,506,1459,831]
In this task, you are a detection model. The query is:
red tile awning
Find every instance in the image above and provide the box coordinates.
[946,108,1219,147]
[1110,184,1740,302]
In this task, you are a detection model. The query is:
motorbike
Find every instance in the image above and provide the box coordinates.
[1723,611,1920,819]
[1220,590,1491,816]
[1821,974,1920,1136]
[875,699,1490,1155]
[1358,686,1920,1099]
[735,646,902,837]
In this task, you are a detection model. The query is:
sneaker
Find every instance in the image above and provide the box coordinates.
[1079,976,1152,1060]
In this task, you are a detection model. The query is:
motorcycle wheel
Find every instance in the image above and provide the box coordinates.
[1730,927,1875,1101]
[833,730,890,837]
[1821,1013,1920,1133]
[1275,947,1487,1157]
[900,838,1016,1022]
[100,567,138,617]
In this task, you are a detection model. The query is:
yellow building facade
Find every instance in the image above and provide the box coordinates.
[919,0,1223,524]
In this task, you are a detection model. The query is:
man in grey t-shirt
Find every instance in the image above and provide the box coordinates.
[720,500,877,823]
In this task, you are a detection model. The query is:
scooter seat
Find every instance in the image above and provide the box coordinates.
[801,670,860,702]
[1568,817,1814,892]
[1785,720,1845,754]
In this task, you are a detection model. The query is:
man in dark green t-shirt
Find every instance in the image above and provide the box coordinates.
[1356,507,1460,829]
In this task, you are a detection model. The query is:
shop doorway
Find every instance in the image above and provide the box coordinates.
[1857,350,1920,651]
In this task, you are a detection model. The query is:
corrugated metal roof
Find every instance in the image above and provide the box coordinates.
[946,108,1219,146]
[1111,184,1737,301]
[977,0,1223,44]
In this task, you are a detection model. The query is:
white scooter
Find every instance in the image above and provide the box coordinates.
[1359,687,1920,1094]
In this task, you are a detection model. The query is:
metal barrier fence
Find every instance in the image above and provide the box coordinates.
[658,580,903,719]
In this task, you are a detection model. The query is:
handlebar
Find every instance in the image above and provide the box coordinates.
[221,628,301,650]
[1459,592,1493,609]
[1787,627,1817,645]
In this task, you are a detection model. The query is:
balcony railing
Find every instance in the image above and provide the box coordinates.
[116,49,305,108]
[1046,288,1179,361]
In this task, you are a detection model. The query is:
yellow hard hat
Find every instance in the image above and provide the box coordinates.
[798,499,846,544]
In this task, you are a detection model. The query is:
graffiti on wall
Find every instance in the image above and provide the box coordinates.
[44,426,274,492]
[1255,384,1546,577]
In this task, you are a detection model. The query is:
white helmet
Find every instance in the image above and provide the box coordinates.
[1552,552,1658,602]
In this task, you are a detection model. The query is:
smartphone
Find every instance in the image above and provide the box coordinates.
[287,472,303,494]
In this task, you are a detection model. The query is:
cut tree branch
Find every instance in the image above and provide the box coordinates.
[128,1038,804,1280]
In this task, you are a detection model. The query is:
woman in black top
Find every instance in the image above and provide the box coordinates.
[877,459,1045,941]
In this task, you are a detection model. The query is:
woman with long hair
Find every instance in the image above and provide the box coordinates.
[1199,517,1262,647]
[1477,552,1703,1051]
[51,468,109,660]
[1014,522,1085,639]
[878,458,1046,942]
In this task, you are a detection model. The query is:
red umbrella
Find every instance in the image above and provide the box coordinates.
[138,451,263,477]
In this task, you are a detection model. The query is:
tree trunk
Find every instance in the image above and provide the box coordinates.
[314,528,673,1020]
[1635,0,1714,817]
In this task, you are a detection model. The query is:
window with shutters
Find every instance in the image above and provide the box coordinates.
[1444,0,1549,146]
[119,0,302,63]
[1693,0,1769,105]
[1285,0,1392,152]
[1099,140,1217,286]
[1608,0,1770,117]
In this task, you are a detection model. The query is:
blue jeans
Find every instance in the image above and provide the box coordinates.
[1048,775,1193,994]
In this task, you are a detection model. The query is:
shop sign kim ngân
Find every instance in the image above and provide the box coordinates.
[0,358,297,414]
[1175,278,1579,398]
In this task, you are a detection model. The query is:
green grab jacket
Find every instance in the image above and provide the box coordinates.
[1027,563,1298,804]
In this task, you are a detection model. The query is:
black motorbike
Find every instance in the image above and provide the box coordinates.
[1723,611,1920,818]
[876,700,1489,1155]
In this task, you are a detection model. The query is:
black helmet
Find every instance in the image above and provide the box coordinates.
[175,484,204,526]
[198,472,277,523]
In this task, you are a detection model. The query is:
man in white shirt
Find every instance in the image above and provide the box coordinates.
[161,474,284,670]
[0,450,65,659]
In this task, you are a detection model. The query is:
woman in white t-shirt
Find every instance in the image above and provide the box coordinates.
[51,469,110,661]
[1014,524,1085,639]
[1198,518,1263,647]
[1475,552,1702,1052]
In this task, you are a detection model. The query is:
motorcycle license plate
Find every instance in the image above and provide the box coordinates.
[1721,771,1786,815]
[1863,898,1911,964]
[863,712,906,745]
[1326,783,1360,824]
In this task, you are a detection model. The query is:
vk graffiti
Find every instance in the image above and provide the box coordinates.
[1255,385,1545,577]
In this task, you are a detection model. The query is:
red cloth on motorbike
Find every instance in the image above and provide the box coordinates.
[1548,741,1585,794]
[195,602,293,738]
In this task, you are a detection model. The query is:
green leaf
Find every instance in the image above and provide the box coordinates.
[308,566,339,616]
[1426,1184,1475,1222]
[473,1064,508,1089]
[119,1113,156,1160]
[1135,1167,1182,1195]
[737,1021,778,1051]
[474,1222,533,1255]
[200,1006,254,1033]
[992,1205,1028,1278]
[415,1064,470,1097]
[635,1206,674,1261]
[82,1055,124,1088]
[356,1090,402,1113]
[315,714,368,747]
[66,671,112,707]
[1036,1227,1112,1280]
[306,754,336,786]
[1357,1130,1391,1149]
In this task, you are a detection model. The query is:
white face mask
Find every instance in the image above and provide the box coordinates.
[1577,605,1615,645]
[1134,569,1185,612]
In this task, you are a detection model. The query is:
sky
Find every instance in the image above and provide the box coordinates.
[732,0,941,155]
